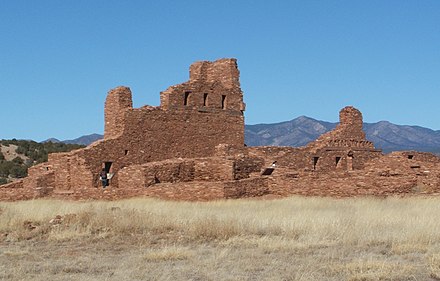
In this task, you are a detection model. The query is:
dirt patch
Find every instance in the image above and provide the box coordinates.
[0,144,28,162]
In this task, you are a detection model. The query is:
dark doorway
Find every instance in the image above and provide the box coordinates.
[313,157,319,170]
[335,157,341,168]
[184,91,191,106]
[203,93,208,106]
[408,155,414,160]
[104,162,112,173]
[221,95,226,109]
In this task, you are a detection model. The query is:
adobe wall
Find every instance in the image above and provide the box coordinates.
[161,58,245,112]
[117,156,265,190]
[104,86,133,139]
[307,106,372,152]
[71,106,245,188]
[267,151,440,198]
[245,107,382,173]
[80,58,245,188]
[15,58,247,193]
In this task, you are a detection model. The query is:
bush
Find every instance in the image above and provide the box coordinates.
[0,161,13,177]
[0,177,7,185]
[10,165,27,178]
[0,152,4,161]
[12,157,24,165]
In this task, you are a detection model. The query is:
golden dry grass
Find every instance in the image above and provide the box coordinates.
[1,196,440,280]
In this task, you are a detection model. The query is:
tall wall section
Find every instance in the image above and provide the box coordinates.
[47,58,247,189]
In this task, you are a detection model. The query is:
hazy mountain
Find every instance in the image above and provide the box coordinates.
[245,116,336,147]
[43,138,61,143]
[245,117,440,153]
[44,134,103,146]
[62,134,104,146]
[363,121,440,153]
[46,118,440,154]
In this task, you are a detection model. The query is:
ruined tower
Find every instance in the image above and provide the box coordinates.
[160,58,245,113]
[104,86,133,139]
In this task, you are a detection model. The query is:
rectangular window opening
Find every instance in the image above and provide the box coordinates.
[184,91,191,106]
[104,162,112,173]
[408,155,414,159]
[313,157,319,170]
[203,93,208,106]
[124,150,129,156]
[335,156,341,167]
[221,95,226,109]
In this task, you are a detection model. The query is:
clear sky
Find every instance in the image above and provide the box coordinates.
[1,1,439,141]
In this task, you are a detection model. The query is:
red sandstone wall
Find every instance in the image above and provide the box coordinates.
[48,152,94,190]
[117,156,263,190]
[224,178,270,198]
[104,86,133,139]
[308,106,372,152]
[71,108,244,188]
[161,58,245,112]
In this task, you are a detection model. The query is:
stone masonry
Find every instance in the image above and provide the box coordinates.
[1,58,440,201]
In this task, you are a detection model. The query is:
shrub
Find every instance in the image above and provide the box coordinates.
[0,177,7,185]
[0,161,13,177]
[9,165,27,178]
[12,157,24,165]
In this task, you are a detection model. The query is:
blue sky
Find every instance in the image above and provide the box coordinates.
[1,1,439,141]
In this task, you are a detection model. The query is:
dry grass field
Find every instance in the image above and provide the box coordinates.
[1,196,440,280]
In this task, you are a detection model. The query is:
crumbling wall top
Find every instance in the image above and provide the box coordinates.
[189,58,240,89]
[307,106,373,151]
[104,86,133,139]
[160,58,245,112]
[339,106,363,130]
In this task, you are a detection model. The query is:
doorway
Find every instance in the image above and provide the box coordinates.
[104,162,112,173]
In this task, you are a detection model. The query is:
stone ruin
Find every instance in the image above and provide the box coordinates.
[2,58,440,201]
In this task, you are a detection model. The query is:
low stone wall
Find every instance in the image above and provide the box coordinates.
[224,177,270,199]
[142,181,225,201]
[269,171,421,198]
[0,180,36,201]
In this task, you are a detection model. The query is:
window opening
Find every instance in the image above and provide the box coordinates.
[408,155,414,159]
[313,157,319,170]
[184,91,191,106]
[347,152,354,171]
[154,175,160,183]
[221,95,226,109]
[104,162,112,173]
[203,93,208,106]
[124,150,129,156]
[335,156,341,167]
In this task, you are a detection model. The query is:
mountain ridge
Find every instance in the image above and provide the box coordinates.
[246,116,440,153]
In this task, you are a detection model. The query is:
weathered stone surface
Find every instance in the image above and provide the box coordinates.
[1,58,440,201]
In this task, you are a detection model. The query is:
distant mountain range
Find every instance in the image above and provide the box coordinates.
[44,118,440,154]
[245,116,440,153]
[44,133,103,146]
